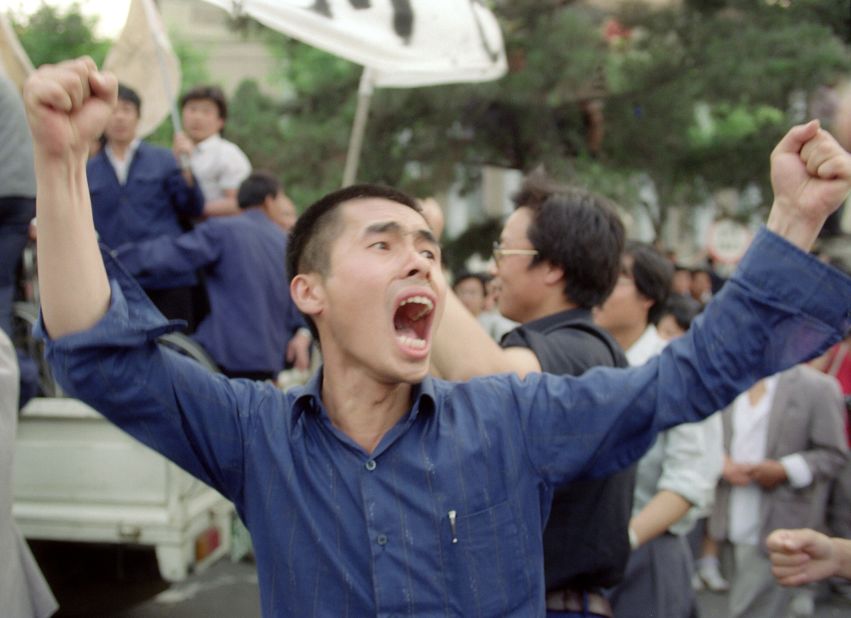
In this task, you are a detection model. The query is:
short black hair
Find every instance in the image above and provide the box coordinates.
[117,83,141,115]
[624,241,674,324]
[452,271,488,294]
[237,171,281,210]
[658,294,702,331]
[512,171,625,309]
[286,184,422,339]
[180,85,228,121]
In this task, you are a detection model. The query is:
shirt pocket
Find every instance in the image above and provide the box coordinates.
[443,499,531,616]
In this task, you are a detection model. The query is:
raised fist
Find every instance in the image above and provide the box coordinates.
[23,56,117,160]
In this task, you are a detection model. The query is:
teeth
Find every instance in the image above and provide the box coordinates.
[399,296,434,321]
[397,335,427,349]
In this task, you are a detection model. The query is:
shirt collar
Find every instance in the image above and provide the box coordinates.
[105,138,141,162]
[291,369,437,430]
[194,133,222,152]
[519,307,593,333]
[626,324,667,366]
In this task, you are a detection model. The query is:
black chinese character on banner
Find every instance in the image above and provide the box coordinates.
[309,0,414,44]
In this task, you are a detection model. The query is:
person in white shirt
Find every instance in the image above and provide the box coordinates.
[595,241,723,618]
[172,85,251,216]
[708,367,848,618]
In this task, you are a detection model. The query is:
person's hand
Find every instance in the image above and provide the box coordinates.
[767,528,840,586]
[23,56,116,161]
[286,329,312,372]
[749,459,788,489]
[722,457,752,486]
[767,120,851,251]
[419,197,445,239]
[172,131,194,160]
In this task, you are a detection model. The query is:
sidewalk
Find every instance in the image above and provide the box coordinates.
[696,586,851,617]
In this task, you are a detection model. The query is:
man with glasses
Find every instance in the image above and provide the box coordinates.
[432,174,633,617]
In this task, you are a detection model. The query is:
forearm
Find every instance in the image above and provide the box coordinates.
[35,152,110,337]
[836,537,851,579]
[630,490,692,547]
[203,193,240,217]
[431,291,530,379]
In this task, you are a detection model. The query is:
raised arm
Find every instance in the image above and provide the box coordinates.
[431,290,541,380]
[767,120,851,251]
[24,58,116,338]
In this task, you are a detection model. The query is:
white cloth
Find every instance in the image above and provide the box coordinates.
[477,310,518,343]
[627,325,723,535]
[190,134,251,203]
[728,376,779,546]
[105,138,141,185]
[197,0,507,89]
[625,324,668,366]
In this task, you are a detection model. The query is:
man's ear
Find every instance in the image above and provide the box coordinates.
[543,262,565,287]
[291,273,325,319]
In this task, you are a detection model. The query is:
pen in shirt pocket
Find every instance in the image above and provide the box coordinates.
[448,510,458,544]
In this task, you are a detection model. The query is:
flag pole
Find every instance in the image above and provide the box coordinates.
[342,67,375,187]
[140,0,190,170]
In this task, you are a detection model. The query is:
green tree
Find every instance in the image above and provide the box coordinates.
[215,0,851,254]
[13,3,109,67]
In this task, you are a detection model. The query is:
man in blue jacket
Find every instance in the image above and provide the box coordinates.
[24,57,851,617]
[87,83,205,326]
[114,171,311,379]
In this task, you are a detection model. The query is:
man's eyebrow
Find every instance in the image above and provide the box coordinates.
[415,228,438,245]
[364,221,439,246]
[365,221,403,236]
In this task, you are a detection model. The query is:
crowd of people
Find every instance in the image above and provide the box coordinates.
[1,56,850,618]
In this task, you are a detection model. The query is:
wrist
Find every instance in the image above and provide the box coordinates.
[766,203,821,253]
[836,537,851,578]
[628,526,640,550]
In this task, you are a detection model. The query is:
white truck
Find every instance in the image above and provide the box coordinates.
[12,303,235,581]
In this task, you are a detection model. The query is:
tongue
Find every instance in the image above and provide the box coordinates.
[395,324,419,339]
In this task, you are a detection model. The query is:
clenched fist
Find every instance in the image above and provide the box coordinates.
[23,56,117,160]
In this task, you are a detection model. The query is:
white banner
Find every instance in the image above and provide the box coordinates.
[103,0,181,137]
[200,0,507,88]
[0,12,33,90]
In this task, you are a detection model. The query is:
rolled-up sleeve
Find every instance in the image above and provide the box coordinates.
[657,416,723,534]
[519,227,851,486]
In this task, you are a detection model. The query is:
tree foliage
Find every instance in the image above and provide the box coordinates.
[12,3,110,67]
[11,0,850,248]
[240,0,849,243]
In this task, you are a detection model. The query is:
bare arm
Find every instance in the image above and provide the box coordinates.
[24,58,117,338]
[629,490,692,548]
[767,120,851,251]
[203,189,241,217]
[430,290,541,380]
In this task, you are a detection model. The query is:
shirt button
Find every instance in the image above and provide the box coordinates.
[365,459,377,471]
[377,534,388,546]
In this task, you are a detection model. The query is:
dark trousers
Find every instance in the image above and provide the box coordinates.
[0,196,35,337]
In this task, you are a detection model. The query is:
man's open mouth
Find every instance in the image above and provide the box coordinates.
[393,295,435,351]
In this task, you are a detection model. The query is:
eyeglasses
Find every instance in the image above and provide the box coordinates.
[492,241,539,264]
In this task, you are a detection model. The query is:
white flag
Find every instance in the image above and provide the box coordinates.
[200,0,507,88]
[0,12,34,90]
[104,0,181,137]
